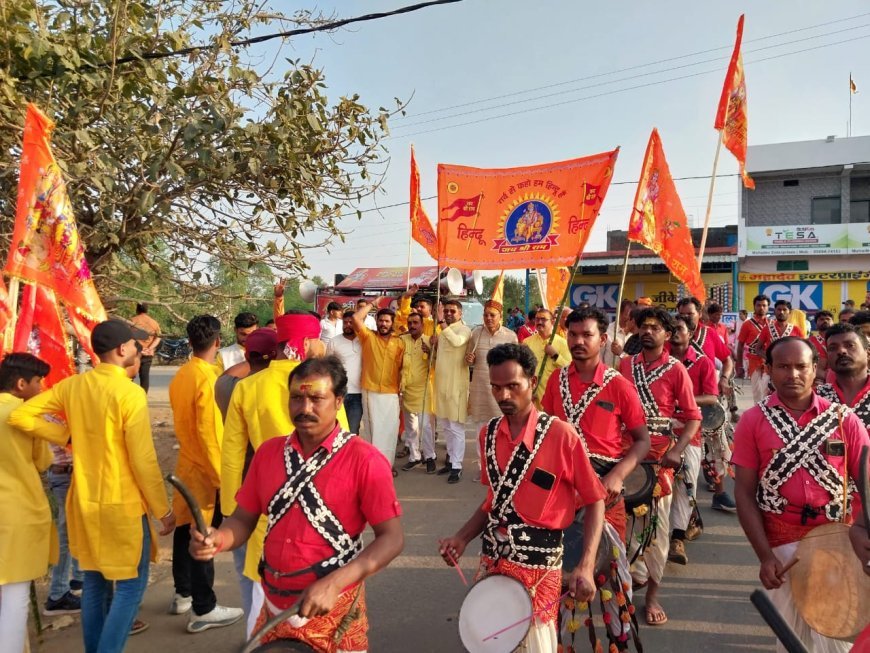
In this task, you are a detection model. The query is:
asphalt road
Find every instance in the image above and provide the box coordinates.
[36,368,776,652]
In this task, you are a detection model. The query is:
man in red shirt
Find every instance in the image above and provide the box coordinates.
[704,302,730,346]
[817,323,870,429]
[809,310,834,385]
[439,343,605,652]
[190,356,404,652]
[541,307,649,644]
[517,309,537,343]
[737,294,773,403]
[733,337,869,653]
[676,297,733,397]
[619,308,701,626]
[667,315,722,567]
[758,299,805,362]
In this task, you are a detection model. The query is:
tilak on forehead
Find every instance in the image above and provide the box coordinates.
[290,378,332,394]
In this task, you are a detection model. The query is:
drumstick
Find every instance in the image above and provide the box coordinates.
[859,445,870,540]
[443,548,468,586]
[779,556,800,577]
[482,590,569,642]
[165,473,208,537]
[749,590,809,653]
[240,603,301,653]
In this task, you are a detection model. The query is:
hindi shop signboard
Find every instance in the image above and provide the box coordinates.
[741,225,848,256]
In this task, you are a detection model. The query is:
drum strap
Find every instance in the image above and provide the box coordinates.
[690,325,707,359]
[817,380,870,427]
[483,414,563,568]
[757,398,855,521]
[767,320,794,342]
[558,366,621,464]
[746,317,766,356]
[262,431,363,583]
[631,353,677,428]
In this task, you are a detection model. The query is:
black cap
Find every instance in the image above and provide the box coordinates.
[91,319,149,355]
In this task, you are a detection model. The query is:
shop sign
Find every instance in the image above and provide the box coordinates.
[570,283,619,309]
[758,282,823,311]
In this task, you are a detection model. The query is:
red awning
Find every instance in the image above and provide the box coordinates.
[336,267,440,290]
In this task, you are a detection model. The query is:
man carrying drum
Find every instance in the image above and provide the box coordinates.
[733,337,869,652]
[817,323,870,428]
[192,356,404,652]
[541,308,649,645]
[619,308,701,627]
[439,343,606,652]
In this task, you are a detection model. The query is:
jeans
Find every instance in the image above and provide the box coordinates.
[344,393,363,435]
[48,470,83,600]
[137,355,154,394]
[82,516,150,653]
[232,544,254,621]
[172,495,222,616]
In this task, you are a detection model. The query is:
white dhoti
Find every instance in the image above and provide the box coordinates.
[629,493,672,585]
[402,409,435,462]
[522,619,558,652]
[437,417,466,470]
[767,542,851,653]
[362,390,400,464]
[247,581,265,639]
[750,368,769,403]
[671,444,702,532]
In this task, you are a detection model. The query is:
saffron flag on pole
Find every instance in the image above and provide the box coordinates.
[410,146,439,260]
[629,129,706,300]
[545,267,572,314]
[715,14,754,190]
[7,104,107,323]
[13,283,75,386]
[437,149,619,270]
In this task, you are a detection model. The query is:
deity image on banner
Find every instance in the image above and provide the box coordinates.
[505,199,553,245]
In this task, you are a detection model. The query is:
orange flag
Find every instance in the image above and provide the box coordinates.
[7,104,107,322]
[410,146,439,260]
[715,14,754,190]
[545,267,572,314]
[629,129,706,301]
[437,150,619,269]
[13,283,75,387]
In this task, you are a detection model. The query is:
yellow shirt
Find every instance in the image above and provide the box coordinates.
[9,363,169,580]
[524,332,571,403]
[169,357,223,527]
[221,358,348,580]
[356,326,405,394]
[0,393,56,583]
[395,296,439,336]
[399,333,434,413]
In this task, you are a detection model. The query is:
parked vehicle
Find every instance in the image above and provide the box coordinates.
[156,337,190,365]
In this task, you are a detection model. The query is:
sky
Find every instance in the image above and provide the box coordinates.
[258,1,870,283]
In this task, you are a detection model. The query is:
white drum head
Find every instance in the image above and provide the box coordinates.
[458,575,532,653]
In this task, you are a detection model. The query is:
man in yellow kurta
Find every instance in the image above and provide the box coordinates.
[523,309,571,405]
[0,353,54,652]
[169,315,243,632]
[10,319,175,653]
[395,283,439,336]
[399,312,436,473]
[432,299,472,483]
[221,310,348,637]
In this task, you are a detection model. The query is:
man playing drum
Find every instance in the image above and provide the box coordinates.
[439,343,606,652]
[817,323,870,428]
[733,337,869,653]
[192,356,404,652]
[619,308,701,626]
[736,294,773,403]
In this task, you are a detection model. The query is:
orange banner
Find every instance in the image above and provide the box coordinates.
[14,283,75,387]
[715,15,754,190]
[409,146,438,260]
[546,267,571,313]
[629,129,706,300]
[7,104,107,321]
[436,150,619,269]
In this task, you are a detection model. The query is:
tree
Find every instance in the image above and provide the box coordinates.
[0,1,400,308]
[479,273,542,317]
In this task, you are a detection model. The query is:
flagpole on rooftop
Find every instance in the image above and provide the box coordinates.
[697,131,723,268]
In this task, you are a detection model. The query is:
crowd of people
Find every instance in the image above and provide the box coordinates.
[0,282,869,653]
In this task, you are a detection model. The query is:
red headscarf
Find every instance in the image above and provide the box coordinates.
[275,313,320,361]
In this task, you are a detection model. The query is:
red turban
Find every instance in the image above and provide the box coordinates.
[275,313,320,361]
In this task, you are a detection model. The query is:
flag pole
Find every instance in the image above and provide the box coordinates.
[4,277,18,351]
[612,241,632,368]
[849,73,853,137]
[463,191,485,252]
[406,220,413,291]
[697,131,724,267]
[535,269,548,310]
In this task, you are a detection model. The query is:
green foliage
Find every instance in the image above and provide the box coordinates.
[0,1,400,308]
[479,273,542,317]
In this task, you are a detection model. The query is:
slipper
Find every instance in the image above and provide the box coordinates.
[645,606,668,626]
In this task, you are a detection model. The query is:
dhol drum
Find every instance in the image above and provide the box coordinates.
[700,402,726,432]
[459,574,533,653]
[623,462,656,511]
[562,507,614,577]
[247,642,317,652]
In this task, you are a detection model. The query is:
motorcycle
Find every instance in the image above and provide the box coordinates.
[156,337,190,365]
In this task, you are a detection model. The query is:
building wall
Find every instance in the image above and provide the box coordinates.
[853,176,870,202]
[745,174,842,227]
[570,272,732,312]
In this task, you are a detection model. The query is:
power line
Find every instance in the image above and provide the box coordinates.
[390,32,870,139]
[392,11,870,123]
[21,0,464,79]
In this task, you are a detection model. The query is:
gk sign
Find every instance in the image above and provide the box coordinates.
[570,284,619,309]
[758,282,823,311]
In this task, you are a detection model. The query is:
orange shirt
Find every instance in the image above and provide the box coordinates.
[130,313,161,349]
[355,326,404,394]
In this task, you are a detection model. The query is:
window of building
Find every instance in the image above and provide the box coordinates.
[783,179,799,187]
[811,197,841,224]
[776,260,809,271]
[851,199,870,223]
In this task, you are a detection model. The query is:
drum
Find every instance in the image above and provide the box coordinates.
[248,642,317,652]
[791,522,870,639]
[562,507,613,577]
[623,463,655,511]
[458,574,533,653]
[700,402,726,431]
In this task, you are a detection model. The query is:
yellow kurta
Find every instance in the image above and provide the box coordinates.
[394,296,439,336]
[524,332,571,403]
[220,358,348,580]
[169,357,223,527]
[9,363,169,580]
[466,325,518,422]
[433,321,472,422]
[0,393,56,583]
[399,333,434,413]
[356,326,404,394]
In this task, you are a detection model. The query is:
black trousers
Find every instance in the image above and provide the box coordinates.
[172,493,223,616]
[137,355,154,394]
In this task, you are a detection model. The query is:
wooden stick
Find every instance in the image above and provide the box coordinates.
[612,242,632,368]
[463,191,484,252]
[780,556,800,576]
[482,590,570,642]
[697,131,724,267]
[5,276,19,352]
